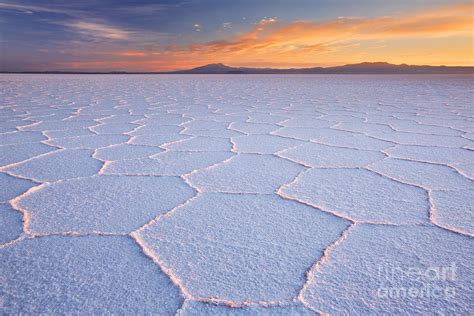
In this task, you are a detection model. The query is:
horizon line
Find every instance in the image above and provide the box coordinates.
[2,61,474,75]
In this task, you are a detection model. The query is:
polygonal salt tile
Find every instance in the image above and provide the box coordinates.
[0,143,55,167]
[15,175,195,234]
[135,114,189,125]
[46,135,129,149]
[0,235,183,314]
[137,193,349,302]
[365,130,469,148]
[334,121,394,135]
[94,144,163,161]
[182,120,230,131]
[130,134,190,146]
[164,136,232,152]
[182,128,243,138]
[452,163,474,180]
[127,124,183,136]
[369,158,473,190]
[104,151,234,176]
[0,119,34,132]
[44,128,95,138]
[178,301,314,315]
[431,190,474,235]
[279,143,385,168]
[232,135,305,154]
[303,224,474,314]
[281,117,334,128]
[319,114,365,123]
[230,122,280,134]
[280,168,428,224]
[67,114,109,121]
[273,127,328,141]
[0,203,23,244]
[100,114,144,123]
[186,154,304,193]
[389,120,462,136]
[209,114,249,123]
[90,122,138,134]
[0,131,47,145]
[311,128,393,150]
[0,172,35,202]
[247,113,288,124]
[4,149,102,182]
[385,145,474,165]
[20,120,97,131]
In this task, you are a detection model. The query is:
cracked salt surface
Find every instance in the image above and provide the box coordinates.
[279,168,428,224]
[177,301,314,315]
[0,74,473,314]
[303,224,474,314]
[136,193,349,302]
[4,149,102,182]
[15,176,195,234]
[0,236,183,314]
[0,203,23,244]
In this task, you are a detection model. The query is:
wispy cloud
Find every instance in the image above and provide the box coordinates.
[64,21,132,40]
[0,2,72,15]
[0,2,133,40]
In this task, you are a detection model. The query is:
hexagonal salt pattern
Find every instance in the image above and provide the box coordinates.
[4,149,102,182]
[0,236,183,314]
[15,176,195,234]
[186,154,304,193]
[0,203,23,244]
[279,168,428,224]
[0,143,55,167]
[431,190,474,235]
[369,158,473,190]
[279,142,385,168]
[232,134,304,154]
[302,224,474,314]
[1,74,473,314]
[0,172,35,202]
[136,193,349,302]
[103,151,234,176]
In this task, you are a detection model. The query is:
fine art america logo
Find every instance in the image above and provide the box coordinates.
[376,263,457,300]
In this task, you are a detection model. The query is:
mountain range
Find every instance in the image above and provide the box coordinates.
[170,62,474,74]
[4,62,473,74]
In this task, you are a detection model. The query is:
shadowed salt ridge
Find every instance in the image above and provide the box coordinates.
[0,74,473,314]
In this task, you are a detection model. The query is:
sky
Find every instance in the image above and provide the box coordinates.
[0,0,473,72]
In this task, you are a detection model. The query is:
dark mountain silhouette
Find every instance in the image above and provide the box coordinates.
[170,62,474,74]
[177,63,237,73]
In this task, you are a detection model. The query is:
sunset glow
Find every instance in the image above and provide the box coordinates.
[1,1,473,71]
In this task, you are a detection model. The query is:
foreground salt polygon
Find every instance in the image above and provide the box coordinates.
[0,74,472,314]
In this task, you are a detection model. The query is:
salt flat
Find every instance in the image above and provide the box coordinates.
[0,74,473,314]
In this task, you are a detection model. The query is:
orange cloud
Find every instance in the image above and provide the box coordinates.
[187,3,473,55]
[118,51,147,57]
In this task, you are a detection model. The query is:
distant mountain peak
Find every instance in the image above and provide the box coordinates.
[170,62,472,74]
[188,63,235,72]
